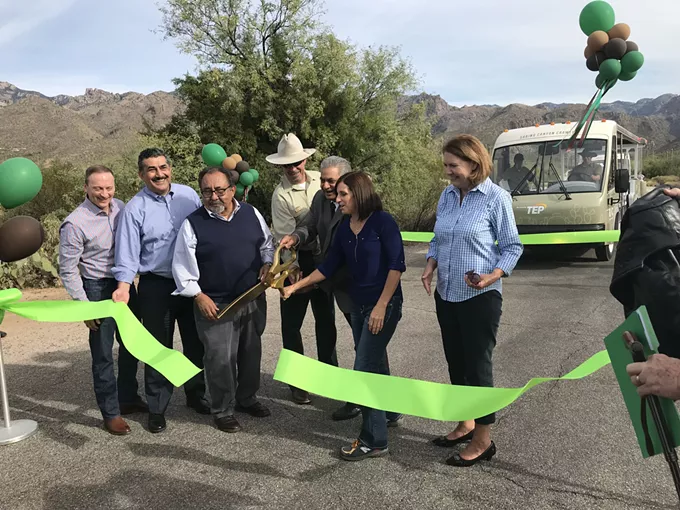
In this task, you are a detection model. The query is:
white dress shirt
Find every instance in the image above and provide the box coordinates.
[171,200,275,298]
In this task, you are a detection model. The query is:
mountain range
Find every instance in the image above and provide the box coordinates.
[1,80,678,164]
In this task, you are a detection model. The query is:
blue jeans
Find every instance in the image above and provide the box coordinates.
[82,278,141,419]
[350,294,403,449]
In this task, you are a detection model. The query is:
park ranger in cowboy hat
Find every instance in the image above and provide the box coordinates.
[268,133,341,406]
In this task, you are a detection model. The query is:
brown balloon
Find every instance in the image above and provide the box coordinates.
[222,157,237,171]
[235,161,250,174]
[228,170,239,185]
[604,38,627,60]
[608,23,631,41]
[587,30,609,52]
[584,45,595,59]
[626,41,639,53]
[0,216,45,263]
[230,154,243,163]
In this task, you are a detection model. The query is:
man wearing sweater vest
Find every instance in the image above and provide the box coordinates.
[171,167,275,433]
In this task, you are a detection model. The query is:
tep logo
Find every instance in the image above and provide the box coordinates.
[526,203,547,215]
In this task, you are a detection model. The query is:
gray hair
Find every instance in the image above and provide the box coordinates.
[319,156,351,176]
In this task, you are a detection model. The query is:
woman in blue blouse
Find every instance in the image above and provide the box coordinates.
[422,134,523,467]
[282,171,406,461]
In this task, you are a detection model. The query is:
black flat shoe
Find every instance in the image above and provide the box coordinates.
[235,402,271,418]
[431,430,474,447]
[148,413,166,434]
[331,403,361,421]
[446,441,496,467]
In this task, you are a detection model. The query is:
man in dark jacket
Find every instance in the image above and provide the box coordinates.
[280,156,361,421]
[611,186,680,359]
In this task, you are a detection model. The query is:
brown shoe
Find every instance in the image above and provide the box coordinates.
[104,416,131,435]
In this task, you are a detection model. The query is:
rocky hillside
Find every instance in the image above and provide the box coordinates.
[0,81,182,163]
[1,80,678,164]
[399,92,680,153]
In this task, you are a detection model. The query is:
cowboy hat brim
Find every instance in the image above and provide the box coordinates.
[265,148,317,165]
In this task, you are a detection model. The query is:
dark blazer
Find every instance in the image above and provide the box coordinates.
[294,190,353,313]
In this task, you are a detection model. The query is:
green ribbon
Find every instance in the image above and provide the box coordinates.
[401,230,620,245]
[0,288,201,387]
[273,349,611,422]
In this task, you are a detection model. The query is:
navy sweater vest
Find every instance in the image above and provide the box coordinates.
[187,205,264,303]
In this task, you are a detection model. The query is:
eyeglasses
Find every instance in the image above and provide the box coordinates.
[200,187,231,198]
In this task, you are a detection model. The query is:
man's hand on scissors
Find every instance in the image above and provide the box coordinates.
[259,263,272,282]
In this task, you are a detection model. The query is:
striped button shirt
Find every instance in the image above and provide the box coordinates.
[426,178,523,303]
[59,198,125,301]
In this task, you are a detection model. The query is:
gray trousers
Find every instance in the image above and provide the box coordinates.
[194,293,267,419]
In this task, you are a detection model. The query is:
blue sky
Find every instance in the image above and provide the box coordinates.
[1,0,677,106]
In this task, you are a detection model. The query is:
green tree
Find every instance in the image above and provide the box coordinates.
[156,0,442,225]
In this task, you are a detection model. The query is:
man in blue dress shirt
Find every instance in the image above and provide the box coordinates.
[112,148,208,434]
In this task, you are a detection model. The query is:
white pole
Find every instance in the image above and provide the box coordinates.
[0,331,38,445]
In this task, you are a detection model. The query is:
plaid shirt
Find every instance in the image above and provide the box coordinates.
[426,178,523,303]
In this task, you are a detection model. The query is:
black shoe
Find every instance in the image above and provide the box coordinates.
[215,415,241,433]
[332,403,361,421]
[235,402,271,417]
[290,387,311,405]
[387,414,403,428]
[340,440,389,461]
[187,400,211,415]
[148,413,166,433]
[119,399,149,415]
[431,430,474,448]
[446,441,496,467]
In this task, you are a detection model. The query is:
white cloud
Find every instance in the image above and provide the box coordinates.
[0,0,79,48]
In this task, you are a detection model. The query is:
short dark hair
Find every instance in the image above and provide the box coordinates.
[138,148,171,172]
[336,171,382,221]
[198,167,234,189]
[85,165,113,184]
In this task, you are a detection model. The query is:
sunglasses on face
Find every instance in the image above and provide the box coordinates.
[281,160,305,169]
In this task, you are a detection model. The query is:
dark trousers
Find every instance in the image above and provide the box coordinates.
[280,250,338,366]
[434,289,502,425]
[195,294,266,419]
[82,278,141,419]
[351,295,403,449]
[137,274,207,415]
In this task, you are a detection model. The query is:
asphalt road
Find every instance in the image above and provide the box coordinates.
[1,244,679,509]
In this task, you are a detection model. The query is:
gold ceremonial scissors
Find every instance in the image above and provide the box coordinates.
[216,245,300,319]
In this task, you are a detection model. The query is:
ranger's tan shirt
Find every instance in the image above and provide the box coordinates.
[271,170,321,252]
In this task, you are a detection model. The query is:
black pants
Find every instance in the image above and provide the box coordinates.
[137,274,207,414]
[434,289,502,425]
[280,250,338,366]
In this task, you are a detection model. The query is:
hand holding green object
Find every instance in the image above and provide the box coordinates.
[0,158,43,209]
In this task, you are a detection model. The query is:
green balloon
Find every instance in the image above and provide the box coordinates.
[201,143,227,167]
[598,59,621,81]
[249,168,260,182]
[0,158,43,209]
[235,183,245,197]
[618,70,637,82]
[595,73,617,89]
[579,1,616,36]
[239,170,254,187]
[621,51,644,74]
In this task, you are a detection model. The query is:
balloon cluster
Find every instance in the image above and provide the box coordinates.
[201,143,260,201]
[0,158,45,263]
[580,1,644,88]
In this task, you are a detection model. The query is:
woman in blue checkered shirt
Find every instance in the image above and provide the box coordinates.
[421,134,523,467]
